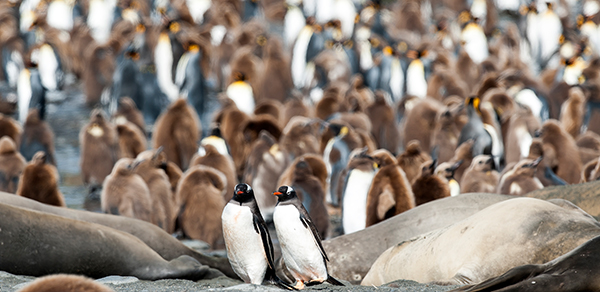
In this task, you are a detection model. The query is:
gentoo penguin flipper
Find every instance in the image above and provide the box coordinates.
[252,206,275,269]
[298,210,328,262]
[297,208,344,287]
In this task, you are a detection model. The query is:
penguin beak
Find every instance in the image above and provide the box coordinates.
[527,156,543,168]
[237,191,243,195]
[273,192,282,196]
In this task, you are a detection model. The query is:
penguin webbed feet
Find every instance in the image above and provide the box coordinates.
[263,272,298,290]
[325,274,345,286]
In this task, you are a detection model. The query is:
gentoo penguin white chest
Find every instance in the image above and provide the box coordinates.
[273,203,327,282]
[222,202,269,284]
[221,184,273,285]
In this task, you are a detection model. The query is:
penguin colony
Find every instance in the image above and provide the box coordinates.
[0,0,600,288]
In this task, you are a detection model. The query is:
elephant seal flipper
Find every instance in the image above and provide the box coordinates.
[452,235,600,292]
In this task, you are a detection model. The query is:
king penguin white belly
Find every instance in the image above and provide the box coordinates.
[155,33,181,102]
[342,169,375,234]
[273,204,327,282]
[406,59,425,99]
[222,202,269,284]
[37,44,59,92]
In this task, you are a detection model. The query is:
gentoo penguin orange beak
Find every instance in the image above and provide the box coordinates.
[273,191,282,196]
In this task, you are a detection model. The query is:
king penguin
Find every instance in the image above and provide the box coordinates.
[457,96,496,168]
[273,185,344,289]
[460,17,488,64]
[221,183,281,286]
[226,72,255,116]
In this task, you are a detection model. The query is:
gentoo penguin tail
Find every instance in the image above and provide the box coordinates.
[263,268,297,290]
[326,274,345,286]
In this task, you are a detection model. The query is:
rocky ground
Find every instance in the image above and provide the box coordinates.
[0,271,461,292]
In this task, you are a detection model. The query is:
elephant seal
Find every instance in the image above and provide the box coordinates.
[362,197,600,286]
[526,180,600,219]
[321,193,515,284]
[0,202,208,280]
[453,234,600,292]
[0,192,236,278]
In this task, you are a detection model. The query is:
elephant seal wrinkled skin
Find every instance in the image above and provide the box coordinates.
[0,192,236,279]
[452,235,600,292]
[362,197,600,286]
[0,203,207,280]
[322,193,515,284]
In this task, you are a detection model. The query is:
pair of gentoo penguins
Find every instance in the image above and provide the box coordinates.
[222,183,344,289]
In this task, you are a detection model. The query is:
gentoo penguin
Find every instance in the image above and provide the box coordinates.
[20,108,55,165]
[242,131,288,220]
[221,183,279,285]
[17,274,115,292]
[101,157,153,223]
[366,151,415,227]
[412,160,450,206]
[152,98,201,171]
[133,148,173,232]
[191,144,237,202]
[16,151,65,207]
[272,185,344,289]
[435,160,462,197]
[0,136,26,194]
[559,87,587,139]
[175,164,226,249]
[497,156,544,196]
[341,149,377,234]
[397,140,432,185]
[79,108,120,188]
[535,119,583,184]
[460,154,500,193]
[115,120,147,159]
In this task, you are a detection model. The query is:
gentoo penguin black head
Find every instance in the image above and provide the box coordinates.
[273,185,296,202]
[233,183,255,204]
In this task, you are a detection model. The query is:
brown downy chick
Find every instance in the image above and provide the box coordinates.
[460,154,500,193]
[17,151,65,207]
[101,158,153,223]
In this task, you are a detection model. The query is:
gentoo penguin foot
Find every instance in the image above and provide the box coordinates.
[293,280,305,290]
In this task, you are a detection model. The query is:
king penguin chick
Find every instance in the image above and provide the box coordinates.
[20,108,56,166]
[460,154,499,193]
[79,108,120,188]
[152,98,201,171]
[101,158,153,223]
[397,140,431,184]
[16,151,65,207]
[434,161,462,197]
[0,136,26,194]
[412,160,450,206]
[273,185,344,289]
[221,183,280,285]
[497,156,544,196]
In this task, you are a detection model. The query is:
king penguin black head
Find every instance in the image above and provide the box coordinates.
[273,185,296,202]
[233,183,255,204]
